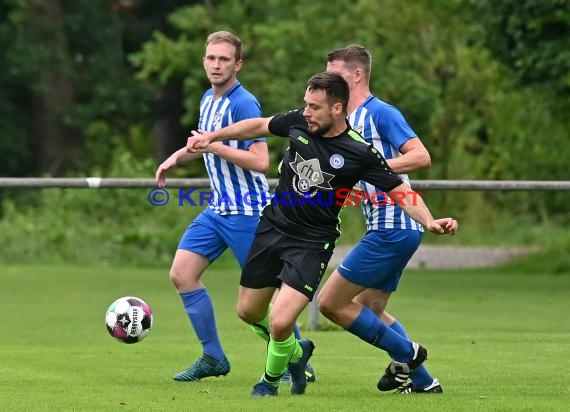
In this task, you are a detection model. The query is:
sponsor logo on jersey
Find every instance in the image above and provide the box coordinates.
[297,135,309,144]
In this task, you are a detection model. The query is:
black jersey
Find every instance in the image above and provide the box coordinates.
[264,109,403,242]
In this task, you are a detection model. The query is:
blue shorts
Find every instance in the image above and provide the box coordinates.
[337,229,422,292]
[178,207,260,268]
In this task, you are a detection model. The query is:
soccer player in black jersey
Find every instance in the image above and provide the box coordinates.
[186,72,458,397]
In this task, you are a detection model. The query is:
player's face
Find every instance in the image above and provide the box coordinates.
[303,88,335,135]
[326,60,356,90]
[203,42,242,88]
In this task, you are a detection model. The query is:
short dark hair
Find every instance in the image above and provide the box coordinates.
[307,72,349,112]
[326,44,371,82]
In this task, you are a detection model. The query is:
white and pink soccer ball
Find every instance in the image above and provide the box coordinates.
[105,296,153,344]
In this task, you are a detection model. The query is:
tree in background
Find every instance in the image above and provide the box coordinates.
[0,0,185,175]
[0,0,568,222]
[471,0,570,99]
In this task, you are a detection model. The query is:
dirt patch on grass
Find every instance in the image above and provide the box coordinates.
[330,244,537,269]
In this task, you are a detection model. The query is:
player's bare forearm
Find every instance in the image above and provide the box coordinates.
[211,118,270,142]
[389,184,458,235]
[155,147,203,187]
[395,190,435,228]
[172,147,203,164]
[187,117,271,153]
[386,152,430,174]
[210,141,269,174]
[387,137,431,174]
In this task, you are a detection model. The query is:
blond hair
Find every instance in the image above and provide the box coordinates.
[205,31,243,61]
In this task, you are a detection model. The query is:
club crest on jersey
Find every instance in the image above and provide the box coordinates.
[289,153,334,195]
[329,154,344,169]
[212,112,223,128]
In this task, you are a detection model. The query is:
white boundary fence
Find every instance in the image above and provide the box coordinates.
[2,178,569,329]
[1,177,570,190]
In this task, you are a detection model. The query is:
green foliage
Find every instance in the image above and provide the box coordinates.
[505,229,570,275]
[0,150,201,265]
[131,0,570,221]
[0,0,36,176]
[470,0,570,97]
[1,0,569,253]
[0,0,162,174]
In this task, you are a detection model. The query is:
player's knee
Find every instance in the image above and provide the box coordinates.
[317,293,338,320]
[236,301,261,324]
[268,315,294,340]
[169,267,198,291]
[169,268,184,289]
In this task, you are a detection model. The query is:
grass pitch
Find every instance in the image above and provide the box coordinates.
[1,258,569,411]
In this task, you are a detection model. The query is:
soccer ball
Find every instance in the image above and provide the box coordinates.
[105,296,153,344]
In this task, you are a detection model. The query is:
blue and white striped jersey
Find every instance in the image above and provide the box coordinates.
[348,95,423,232]
[199,81,269,216]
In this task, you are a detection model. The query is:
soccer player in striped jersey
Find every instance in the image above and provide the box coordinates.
[154,31,270,382]
[322,44,442,394]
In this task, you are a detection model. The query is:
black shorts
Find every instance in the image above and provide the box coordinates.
[240,218,335,300]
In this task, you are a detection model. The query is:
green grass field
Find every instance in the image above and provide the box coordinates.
[1,259,569,411]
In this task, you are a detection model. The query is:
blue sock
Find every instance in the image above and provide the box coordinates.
[390,321,433,388]
[345,307,413,362]
[293,323,302,339]
[180,288,225,360]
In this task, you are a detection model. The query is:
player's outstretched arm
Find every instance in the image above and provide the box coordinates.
[155,147,203,188]
[186,117,272,153]
[388,183,458,235]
